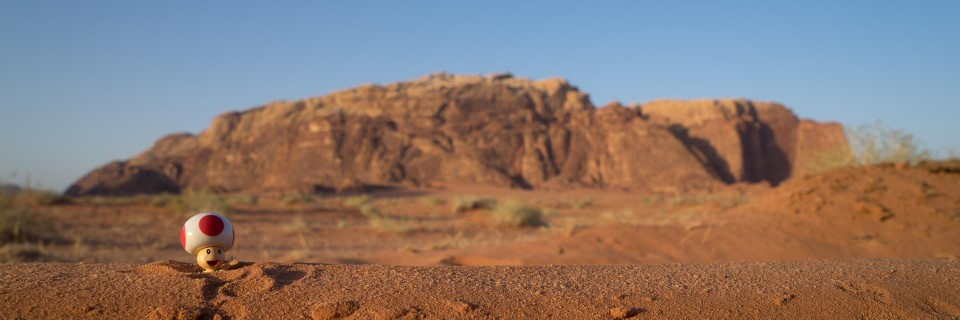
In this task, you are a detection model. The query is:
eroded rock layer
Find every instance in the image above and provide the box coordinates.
[66,73,848,196]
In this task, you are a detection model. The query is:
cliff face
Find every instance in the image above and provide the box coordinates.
[640,99,848,186]
[66,73,849,196]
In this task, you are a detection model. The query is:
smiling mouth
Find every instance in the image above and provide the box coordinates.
[207,260,221,267]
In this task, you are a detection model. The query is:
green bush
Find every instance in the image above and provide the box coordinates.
[491,199,546,228]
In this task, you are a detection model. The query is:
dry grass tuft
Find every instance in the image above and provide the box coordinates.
[571,197,594,210]
[0,195,55,244]
[417,196,445,206]
[343,195,373,208]
[341,195,411,232]
[155,189,232,216]
[451,196,497,214]
[282,193,315,206]
[491,199,546,228]
[283,214,312,234]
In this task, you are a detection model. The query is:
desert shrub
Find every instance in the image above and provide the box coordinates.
[282,193,315,205]
[0,243,59,262]
[571,197,594,210]
[807,121,934,174]
[846,121,932,165]
[357,203,382,219]
[0,197,54,244]
[230,194,259,206]
[491,199,546,228]
[283,214,311,234]
[148,193,178,207]
[417,196,445,206]
[341,195,384,219]
[13,189,60,206]
[847,121,932,165]
[163,189,231,215]
[666,193,747,210]
[339,195,409,232]
[806,148,857,174]
[451,196,497,214]
[343,195,373,208]
[368,216,412,233]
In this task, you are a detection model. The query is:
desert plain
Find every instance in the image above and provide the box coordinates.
[2,161,959,319]
[2,74,959,319]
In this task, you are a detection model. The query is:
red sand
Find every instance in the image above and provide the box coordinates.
[1,259,958,319]
[3,163,959,319]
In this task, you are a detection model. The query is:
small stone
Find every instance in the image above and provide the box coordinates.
[609,306,642,319]
[774,293,797,306]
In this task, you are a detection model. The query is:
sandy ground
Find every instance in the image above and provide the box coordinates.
[1,163,958,318]
[1,259,959,319]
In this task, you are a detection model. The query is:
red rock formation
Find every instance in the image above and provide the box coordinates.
[66,73,849,196]
[640,99,849,186]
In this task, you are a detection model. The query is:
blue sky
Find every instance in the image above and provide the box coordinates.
[1,1,958,192]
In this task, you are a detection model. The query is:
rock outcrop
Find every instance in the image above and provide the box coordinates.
[66,73,849,196]
[640,99,848,186]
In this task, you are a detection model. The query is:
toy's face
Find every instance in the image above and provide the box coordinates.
[196,246,226,271]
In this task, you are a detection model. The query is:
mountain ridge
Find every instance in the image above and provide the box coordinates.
[66,72,849,196]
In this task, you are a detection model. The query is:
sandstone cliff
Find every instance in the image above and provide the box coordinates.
[66,73,848,196]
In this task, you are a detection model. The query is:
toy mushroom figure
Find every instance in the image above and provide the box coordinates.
[181,212,238,272]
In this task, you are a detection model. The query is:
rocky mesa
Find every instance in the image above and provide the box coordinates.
[66,73,849,196]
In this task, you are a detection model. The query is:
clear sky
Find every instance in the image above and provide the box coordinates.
[1,1,958,192]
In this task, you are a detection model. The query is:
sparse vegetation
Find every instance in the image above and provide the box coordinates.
[809,121,935,173]
[0,194,54,244]
[663,193,746,211]
[368,217,413,233]
[490,199,546,228]
[342,195,381,218]
[341,195,410,232]
[343,195,373,208]
[283,214,312,234]
[601,209,639,225]
[417,196,445,206]
[13,189,60,206]
[848,121,932,165]
[282,193,316,205]
[452,196,497,214]
[161,189,232,215]
[358,204,382,219]
[571,197,594,210]
[0,243,59,262]
[230,194,260,206]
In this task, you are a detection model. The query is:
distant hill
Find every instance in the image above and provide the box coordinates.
[66,73,849,196]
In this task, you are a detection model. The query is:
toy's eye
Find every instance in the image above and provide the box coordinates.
[206,249,211,254]
[217,249,223,254]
